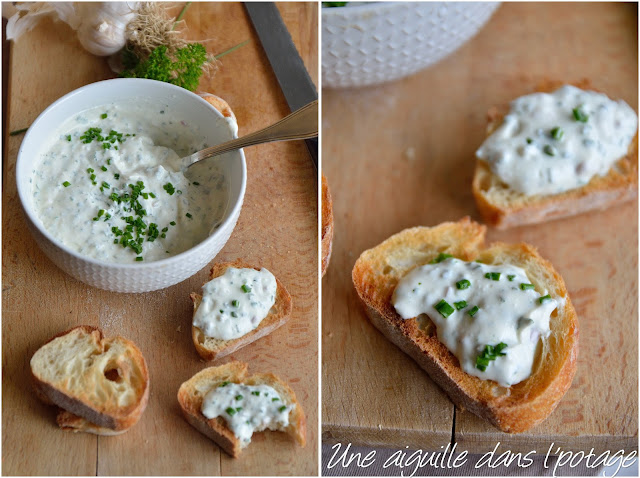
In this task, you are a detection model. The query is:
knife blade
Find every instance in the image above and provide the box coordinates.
[244,2,318,169]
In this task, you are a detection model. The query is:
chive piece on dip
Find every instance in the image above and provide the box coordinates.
[435,299,454,318]
[456,279,471,290]
[62,181,71,187]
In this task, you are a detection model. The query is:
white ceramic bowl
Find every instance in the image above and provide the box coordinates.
[322,2,501,88]
[16,78,246,293]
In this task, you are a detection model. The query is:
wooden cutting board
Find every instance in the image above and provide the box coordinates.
[322,2,638,455]
[2,3,317,475]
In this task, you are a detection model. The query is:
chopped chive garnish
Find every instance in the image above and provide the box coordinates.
[106,159,111,165]
[235,395,243,400]
[176,190,182,194]
[272,397,279,401]
[241,284,251,293]
[219,381,229,387]
[550,126,564,140]
[520,283,535,290]
[149,192,156,198]
[539,294,552,303]
[114,174,120,180]
[186,212,192,218]
[97,209,105,217]
[87,168,94,173]
[226,407,237,416]
[454,300,467,310]
[101,113,108,119]
[161,227,168,232]
[468,306,479,317]
[101,166,108,171]
[252,391,260,396]
[279,406,287,412]
[101,181,110,189]
[507,275,515,281]
[231,311,238,318]
[232,300,239,307]
[456,279,471,290]
[66,135,71,142]
[170,221,176,226]
[163,182,175,195]
[236,407,242,412]
[476,343,507,371]
[434,299,454,318]
[543,145,555,156]
[484,272,501,281]
[430,253,453,264]
[135,256,143,261]
[192,181,200,185]
[62,181,71,187]
[526,137,533,144]
[572,106,588,123]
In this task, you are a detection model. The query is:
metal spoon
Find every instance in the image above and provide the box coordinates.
[181,99,318,170]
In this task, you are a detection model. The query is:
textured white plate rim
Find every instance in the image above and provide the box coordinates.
[16,78,247,270]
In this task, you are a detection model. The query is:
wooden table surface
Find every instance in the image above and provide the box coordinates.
[2,2,318,475]
[322,2,638,455]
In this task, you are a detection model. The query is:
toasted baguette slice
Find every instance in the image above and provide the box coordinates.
[31,326,149,434]
[352,217,578,433]
[190,260,292,361]
[199,92,237,122]
[472,79,638,229]
[177,362,306,458]
[321,174,334,277]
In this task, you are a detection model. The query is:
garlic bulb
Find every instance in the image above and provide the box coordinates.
[75,2,138,56]
[4,2,140,56]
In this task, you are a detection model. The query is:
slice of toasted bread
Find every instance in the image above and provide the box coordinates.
[190,260,292,361]
[177,362,306,458]
[472,79,638,229]
[352,217,578,433]
[199,93,236,122]
[321,174,334,277]
[30,326,149,434]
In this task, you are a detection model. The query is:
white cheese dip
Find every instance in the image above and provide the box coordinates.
[193,267,277,340]
[476,85,638,195]
[31,101,231,263]
[201,382,294,447]
[392,257,559,387]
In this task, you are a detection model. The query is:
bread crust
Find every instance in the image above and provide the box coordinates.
[190,260,292,361]
[200,93,237,123]
[472,79,638,228]
[352,218,579,433]
[321,174,334,277]
[177,362,306,458]
[31,325,149,433]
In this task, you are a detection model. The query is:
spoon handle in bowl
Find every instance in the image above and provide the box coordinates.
[184,100,318,167]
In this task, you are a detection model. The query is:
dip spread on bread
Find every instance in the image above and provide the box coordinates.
[392,255,558,386]
[193,267,277,340]
[201,382,294,446]
[476,85,638,196]
[31,102,230,263]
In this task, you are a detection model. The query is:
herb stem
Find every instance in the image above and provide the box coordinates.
[9,127,28,136]
[173,2,192,30]
[215,40,250,60]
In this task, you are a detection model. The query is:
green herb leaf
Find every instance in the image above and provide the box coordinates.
[241,284,251,293]
[543,145,556,156]
[484,272,501,281]
[539,294,552,304]
[476,343,508,371]
[454,300,467,310]
[456,279,471,290]
[434,299,455,318]
[468,306,479,317]
[62,181,71,188]
[226,407,237,416]
[572,106,589,123]
[430,253,453,264]
[550,126,564,140]
[520,283,535,290]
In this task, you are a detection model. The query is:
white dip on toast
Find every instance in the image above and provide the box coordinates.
[476,85,637,195]
[201,382,294,447]
[392,255,559,387]
[193,267,277,340]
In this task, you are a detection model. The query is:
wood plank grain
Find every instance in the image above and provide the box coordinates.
[2,3,317,475]
[321,1,637,454]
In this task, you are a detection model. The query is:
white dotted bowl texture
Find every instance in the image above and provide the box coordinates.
[322,2,501,88]
[16,79,246,293]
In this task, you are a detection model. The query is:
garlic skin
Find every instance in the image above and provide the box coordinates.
[76,2,139,56]
[4,2,139,57]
